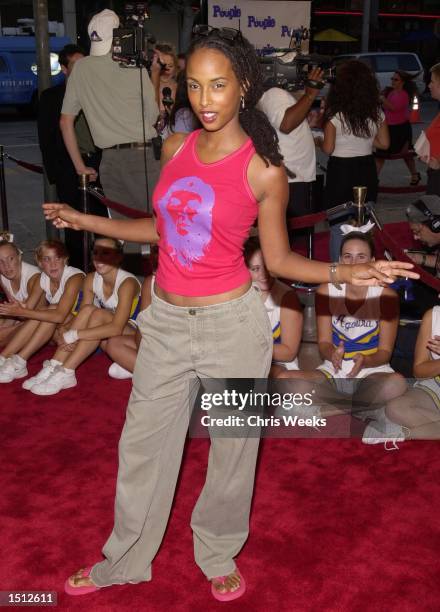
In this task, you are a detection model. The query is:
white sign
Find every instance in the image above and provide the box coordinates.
[208,1,311,55]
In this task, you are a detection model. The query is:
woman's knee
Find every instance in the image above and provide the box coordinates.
[88,308,112,326]
[386,396,414,426]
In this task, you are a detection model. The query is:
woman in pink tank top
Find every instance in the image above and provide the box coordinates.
[44,28,417,602]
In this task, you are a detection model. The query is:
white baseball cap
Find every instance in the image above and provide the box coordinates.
[88,9,120,56]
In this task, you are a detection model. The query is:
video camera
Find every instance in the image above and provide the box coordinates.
[406,196,440,233]
[111,2,156,68]
[260,51,334,92]
[259,26,334,92]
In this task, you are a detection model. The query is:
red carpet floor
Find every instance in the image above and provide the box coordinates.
[0,223,436,611]
[1,347,440,612]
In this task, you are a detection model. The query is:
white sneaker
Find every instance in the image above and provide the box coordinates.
[30,366,77,396]
[0,355,27,383]
[362,415,406,449]
[108,362,133,380]
[22,359,62,390]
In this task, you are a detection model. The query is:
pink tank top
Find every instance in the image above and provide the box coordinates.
[153,130,258,296]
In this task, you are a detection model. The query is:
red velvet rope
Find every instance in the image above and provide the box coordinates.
[287,211,327,230]
[100,196,152,219]
[5,154,44,175]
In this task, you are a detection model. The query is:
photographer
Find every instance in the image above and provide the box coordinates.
[60,9,160,217]
[257,67,324,223]
[406,196,440,274]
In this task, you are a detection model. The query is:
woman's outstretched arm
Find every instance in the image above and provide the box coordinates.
[42,204,159,245]
[251,158,418,286]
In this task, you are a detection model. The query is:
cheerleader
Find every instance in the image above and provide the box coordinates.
[244,237,302,376]
[0,240,84,382]
[314,224,407,441]
[26,237,140,395]
[0,237,40,345]
[385,306,440,441]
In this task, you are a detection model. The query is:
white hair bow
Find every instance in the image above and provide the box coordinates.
[340,221,375,235]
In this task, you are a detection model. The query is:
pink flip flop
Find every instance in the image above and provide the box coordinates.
[211,569,246,602]
[64,566,100,596]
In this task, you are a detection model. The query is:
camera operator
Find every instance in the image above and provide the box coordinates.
[257,67,324,224]
[60,9,160,219]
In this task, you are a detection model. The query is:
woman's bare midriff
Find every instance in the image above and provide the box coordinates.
[154,281,252,307]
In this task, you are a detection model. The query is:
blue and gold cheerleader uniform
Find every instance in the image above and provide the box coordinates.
[414,306,440,409]
[317,283,394,391]
[93,268,141,326]
[261,279,299,371]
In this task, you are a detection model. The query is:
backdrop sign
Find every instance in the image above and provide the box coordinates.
[207,1,311,54]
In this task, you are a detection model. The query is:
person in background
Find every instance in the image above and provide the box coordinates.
[155,43,179,112]
[60,9,160,220]
[318,60,389,261]
[0,240,83,383]
[177,52,186,74]
[419,63,440,197]
[258,68,324,226]
[314,227,406,445]
[375,70,420,186]
[386,304,440,442]
[25,237,140,395]
[106,273,154,380]
[161,72,200,139]
[244,236,302,376]
[0,238,41,346]
[38,44,107,270]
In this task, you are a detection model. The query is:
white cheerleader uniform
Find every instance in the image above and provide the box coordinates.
[93,268,141,326]
[40,265,84,307]
[1,261,39,302]
[414,306,440,409]
[318,283,394,391]
[263,279,299,371]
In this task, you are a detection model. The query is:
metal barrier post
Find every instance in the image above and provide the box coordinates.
[353,185,367,226]
[0,145,9,231]
[79,174,90,271]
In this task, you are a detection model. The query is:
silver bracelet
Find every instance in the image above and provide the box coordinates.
[329,263,342,289]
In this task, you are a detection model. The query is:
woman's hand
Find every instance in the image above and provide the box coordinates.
[331,341,344,371]
[428,157,440,170]
[427,336,440,356]
[341,261,419,286]
[0,299,26,317]
[348,353,365,377]
[42,203,83,230]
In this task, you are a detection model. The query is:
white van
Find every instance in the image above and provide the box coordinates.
[332,52,425,94]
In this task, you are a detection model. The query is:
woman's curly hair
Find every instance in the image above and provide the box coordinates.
[187,30,283,168]
[325,60,382,138]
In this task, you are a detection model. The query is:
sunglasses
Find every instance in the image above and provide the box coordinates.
[192,25,242,42]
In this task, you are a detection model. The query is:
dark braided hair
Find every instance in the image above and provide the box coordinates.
[187,31,283,168]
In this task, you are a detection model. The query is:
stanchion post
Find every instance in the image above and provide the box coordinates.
[353,186,367,226]
[79,174,90,271]
[0,145,9,231]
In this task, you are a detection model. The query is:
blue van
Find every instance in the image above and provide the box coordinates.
[0,36,69,112]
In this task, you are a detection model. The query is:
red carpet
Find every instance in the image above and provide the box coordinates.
[1,347,440,611]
